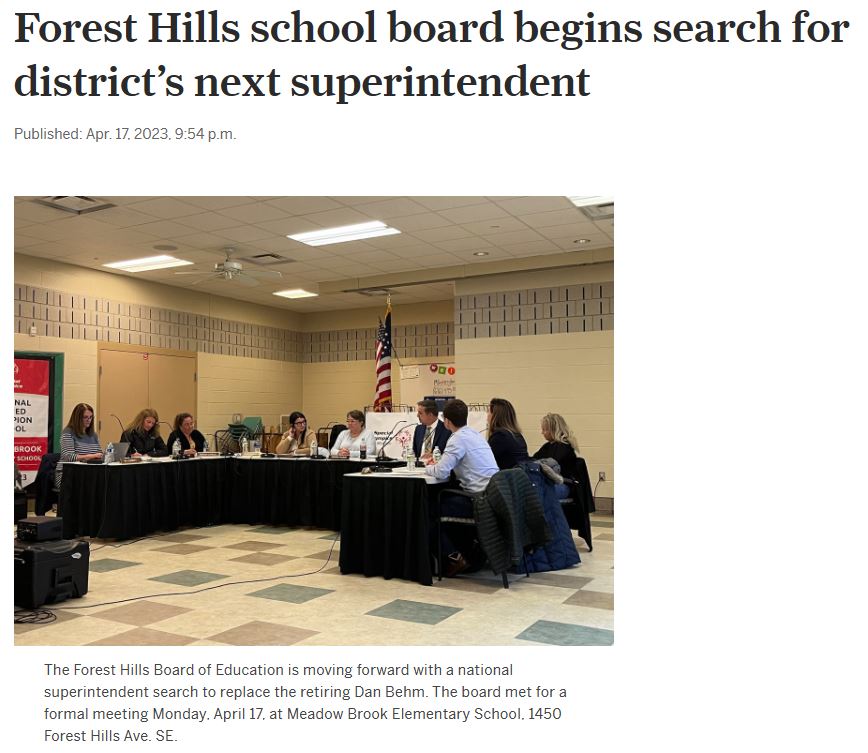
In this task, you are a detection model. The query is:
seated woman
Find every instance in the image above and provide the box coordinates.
[486,400,581,574]
[330,410,374,457]
[532,412,581,498]
[56,402,103,490]
[487,397,531,469]
[121,408,168,457]
[276,411,314,455]
[166,412,206,457]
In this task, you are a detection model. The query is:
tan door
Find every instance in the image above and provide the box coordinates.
[148,353,197,436]
[98,346,197,441]
[98,350,149,439]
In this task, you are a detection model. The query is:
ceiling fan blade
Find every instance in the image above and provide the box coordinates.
[174,270,208,276]
[245,269,283,279]
[188,275,218,287]
[231,273,260,287]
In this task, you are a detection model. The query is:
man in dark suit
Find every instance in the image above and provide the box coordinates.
[412,399,451,459]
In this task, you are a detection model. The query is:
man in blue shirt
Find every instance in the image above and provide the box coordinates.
[425,399,498,576]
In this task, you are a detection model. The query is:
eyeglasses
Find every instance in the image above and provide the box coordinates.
[293,420,306,426]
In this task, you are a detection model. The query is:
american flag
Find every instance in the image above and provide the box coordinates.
[373,299,392,411]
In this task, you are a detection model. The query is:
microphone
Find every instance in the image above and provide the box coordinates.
[109,413,126,441]
[376,420,413,461]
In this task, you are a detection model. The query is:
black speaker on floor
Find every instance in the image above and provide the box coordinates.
[14,539,90,609]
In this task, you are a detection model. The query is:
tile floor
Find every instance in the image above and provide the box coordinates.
[14,514,614,646]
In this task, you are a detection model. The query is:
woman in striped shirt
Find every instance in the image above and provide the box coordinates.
[55,402,102,490]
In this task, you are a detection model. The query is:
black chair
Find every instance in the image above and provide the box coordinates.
[328,424,347,452]
[436,488,514,588]
[559,457,595,551]
[32,452,61,515]
[436,468,546,589]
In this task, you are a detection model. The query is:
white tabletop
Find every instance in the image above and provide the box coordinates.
[344,468,439,484]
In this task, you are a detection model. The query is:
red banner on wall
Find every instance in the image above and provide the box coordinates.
[14,358,51,485]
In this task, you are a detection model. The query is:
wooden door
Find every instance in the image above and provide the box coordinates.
[98,345,197,441]
[147,353,197,435]
[97,349,149,439]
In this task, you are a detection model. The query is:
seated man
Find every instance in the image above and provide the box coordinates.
[425,399,499,576]
[412,399,451,460]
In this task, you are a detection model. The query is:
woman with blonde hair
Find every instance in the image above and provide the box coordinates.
[121,408,168,457]
[533,412,581,483]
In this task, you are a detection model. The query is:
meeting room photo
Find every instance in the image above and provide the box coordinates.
[12,195,614,647]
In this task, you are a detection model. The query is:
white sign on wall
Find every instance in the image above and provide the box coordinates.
[364,410,487,459]
[399,362,456,406]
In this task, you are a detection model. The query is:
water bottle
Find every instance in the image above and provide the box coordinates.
[366,435,375,459]
[309,436,318,457]
[241,437,249,455]
[432,447,442,464]
[105,443,114,464]
[203,438,210,453]
[172,438,182,458]
[406,446,415,471]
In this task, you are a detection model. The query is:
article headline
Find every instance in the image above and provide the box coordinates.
[12,9,851,103]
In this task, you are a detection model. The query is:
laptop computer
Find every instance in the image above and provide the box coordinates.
[109,441,130,461]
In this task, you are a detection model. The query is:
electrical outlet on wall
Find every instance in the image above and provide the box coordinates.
[598,471,606,481]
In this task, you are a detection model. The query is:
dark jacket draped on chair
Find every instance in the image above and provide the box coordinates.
[473,468,550,574]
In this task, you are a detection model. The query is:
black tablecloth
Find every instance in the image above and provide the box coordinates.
[228,458,359,529]
[59,459,229,539]
[339,475,435,586]
[59,457,400,540]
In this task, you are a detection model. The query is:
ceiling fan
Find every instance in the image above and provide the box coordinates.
[174,248,282,287]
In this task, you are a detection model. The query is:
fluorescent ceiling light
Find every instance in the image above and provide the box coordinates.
[103,255,193,273]
[568,196,614,207]
[273,289,318,299]
[288,221,400,247]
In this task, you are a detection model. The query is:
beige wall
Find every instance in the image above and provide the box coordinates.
[197,353,302,440]
[456,332,614,496]
[301,301,454,332]
[455,261,614,496]
[14,255,302,330]
[455,262,614,295]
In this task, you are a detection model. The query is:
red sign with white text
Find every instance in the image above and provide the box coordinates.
[14,358,50,483]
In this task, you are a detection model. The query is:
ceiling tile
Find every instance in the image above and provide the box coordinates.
[218,203,291,224]
[412,226,472,243]
[495,196,574,215]
[264,197,344,215]
[413,197,490,211]
[174,212,243,232]
[390,213,454,232]
[182,197,258,210]
[436,203,511,224]
[304,207,377,228]
[212,225,275,243]
[520,208,589,228]
[135,219,210,239]
[88,207,163,228]
[433,237,494,253]
[350,197,429,219]
[458,217,528,236]
[127,198,202,219]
